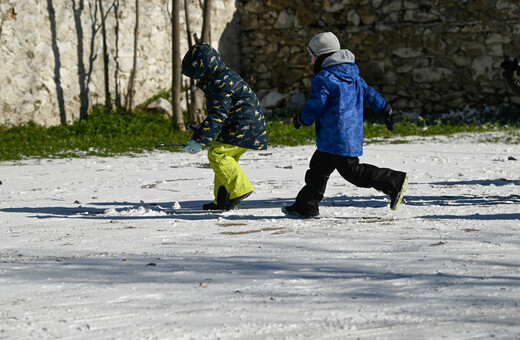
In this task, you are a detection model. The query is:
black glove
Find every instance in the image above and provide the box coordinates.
[292,114,305,129]
[381,103,400,131]
[500,57,517,72]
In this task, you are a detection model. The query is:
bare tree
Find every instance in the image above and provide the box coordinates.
[98,0,111,113]
[46,0,67,125]
[183,0,212,126]
[184,0,205,125]
[113,0,122,109]
[72,0,89,120]
[125,0,139,112]
[171,0,185,130]
[200,0,211,43]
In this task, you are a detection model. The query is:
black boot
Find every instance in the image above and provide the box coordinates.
[225,191,253,211]
[202,186,229,210]
[281,203,319,218]
[202,202,224,210]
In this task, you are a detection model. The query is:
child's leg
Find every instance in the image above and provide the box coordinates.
[292,150,336,214]
[207,142,254,202]
[211,175,230,208]
[335,156,406,195]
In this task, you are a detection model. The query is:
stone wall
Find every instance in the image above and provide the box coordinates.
[0,0,238,126]
[239,0,520,114]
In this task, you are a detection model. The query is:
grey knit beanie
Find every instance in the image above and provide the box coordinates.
[307,32,341,58]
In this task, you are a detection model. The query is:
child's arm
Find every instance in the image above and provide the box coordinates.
[360,78,386,112]
[296,77,329,127]
[191,93,232,146]
[361,78,400,130]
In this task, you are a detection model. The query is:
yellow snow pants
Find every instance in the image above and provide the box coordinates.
[207,141,254,203]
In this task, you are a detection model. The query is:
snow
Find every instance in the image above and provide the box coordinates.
[1,134,519,339]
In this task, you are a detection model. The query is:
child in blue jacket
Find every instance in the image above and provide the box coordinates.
[182,43,267,211]
[283,32,408,218]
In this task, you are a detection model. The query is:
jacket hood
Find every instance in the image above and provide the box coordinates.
[321,49,358,81]
[181,43,226,80]
[322,49,355,68]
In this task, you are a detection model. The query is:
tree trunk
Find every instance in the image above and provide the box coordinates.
[72,0,89,120]
[125,0,139,112]
[171,0,185,130]
[98,0,111,113]
[46,0,67,124]
[185,0,205,125]
[189,0,213,124]
[113,0,122,109]
[200,0,211,43]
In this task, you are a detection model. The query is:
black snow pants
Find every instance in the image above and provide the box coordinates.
[293,150,407,215]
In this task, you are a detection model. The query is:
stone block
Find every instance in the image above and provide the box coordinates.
[265,0,293,11]
[412,68,453,83]
[358,7,379,25]
[146,98,172,118]
[274,10,294,29]
[393,48,423,58]
[347,9,361,27]
[404,10,440,23]
[260,91,285,109]
[423,29,447,55]
[485,32,511,45]
[382,1,402,14]
[287,91,306,111]
[470,56,493,81]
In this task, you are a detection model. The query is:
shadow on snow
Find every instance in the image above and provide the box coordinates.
[1,250,520,313]
[1,178,519,221]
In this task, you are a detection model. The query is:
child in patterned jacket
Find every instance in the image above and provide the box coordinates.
[182,43,267,211]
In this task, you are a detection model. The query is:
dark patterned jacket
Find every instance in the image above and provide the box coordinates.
[181,44,267,150]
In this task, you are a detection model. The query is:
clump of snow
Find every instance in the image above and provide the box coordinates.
[104,201,168,216]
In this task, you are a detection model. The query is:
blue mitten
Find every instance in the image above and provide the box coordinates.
[184,140,203,154]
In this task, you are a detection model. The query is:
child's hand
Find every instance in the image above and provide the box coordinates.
[381,103,401,131]
[184,140,203,154]
[293,114,305,129]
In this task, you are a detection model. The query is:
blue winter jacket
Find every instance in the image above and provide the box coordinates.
[300,49,386,157]
[181,44,267,150]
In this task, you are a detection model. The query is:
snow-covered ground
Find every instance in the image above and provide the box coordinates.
[1,134,519,339]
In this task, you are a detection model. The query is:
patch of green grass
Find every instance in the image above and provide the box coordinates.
[364,120,508,140]
[266,119,315,146]
[267,118,519,146]
[1,105,519,162]
[0,106,192,161]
